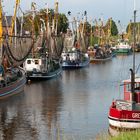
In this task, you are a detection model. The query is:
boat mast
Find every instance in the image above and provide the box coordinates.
[20,10,24,36]
[108,18,112,45]
[90,19,93,46]
[0,0,2,64]
[45,3,52,62]
[31,2,36,58]
[54,0,58,36]
[10,0,20,36]
[133,11,136,75]
[14,1,20,48]
[131,1,136,101]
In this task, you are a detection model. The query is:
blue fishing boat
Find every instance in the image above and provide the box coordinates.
[61,12,90,69]
[62,49,89,69]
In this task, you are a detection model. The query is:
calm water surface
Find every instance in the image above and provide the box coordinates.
[0,54,140,140]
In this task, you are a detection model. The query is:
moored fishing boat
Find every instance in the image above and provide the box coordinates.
[116,39,132,54]
[88,45,115,63]
[62,48,89,69]
[88,18,116,63]
[91,54,114,63]
[61,12,90,69]
[24,2,62,80]
[24,57,62,80]
[108,90,140,129]
[108,9,140,129]
[0,0,33,98]
[0,67,26,99]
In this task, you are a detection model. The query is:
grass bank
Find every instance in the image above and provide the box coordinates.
[109,130,140,140]
[96,129,140,140]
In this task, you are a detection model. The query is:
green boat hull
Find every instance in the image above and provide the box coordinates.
[116,48,131,53]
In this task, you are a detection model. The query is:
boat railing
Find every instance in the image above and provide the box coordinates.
[115,100,133,111]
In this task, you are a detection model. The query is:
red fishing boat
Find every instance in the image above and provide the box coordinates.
[108,9,140,129]
[108,75,140,129]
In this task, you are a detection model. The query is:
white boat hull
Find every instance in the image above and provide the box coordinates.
[109,117,140,129]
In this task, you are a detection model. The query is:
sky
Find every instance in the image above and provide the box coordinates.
[2,0,140,30]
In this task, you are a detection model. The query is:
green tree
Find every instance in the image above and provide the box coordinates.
[36,9,68,34]
[57,13,69,33]
[105,18,118,36]
[126,22,140,42]
[126,22,140,34]
[111,19,118,36]
[23,8,68,35]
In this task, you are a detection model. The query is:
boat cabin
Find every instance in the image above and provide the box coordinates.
[62,52,79,61]
[24,58,42,72]
[123,77,140,103]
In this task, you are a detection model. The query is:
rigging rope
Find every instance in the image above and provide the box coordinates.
[136,63,140,74]
[2,12,35,65]
[5,35,34,63]
[53,35,64,58]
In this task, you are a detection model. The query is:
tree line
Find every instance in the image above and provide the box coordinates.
[22,8,140,45]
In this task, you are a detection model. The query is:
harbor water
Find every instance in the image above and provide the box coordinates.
[0,54,140,139]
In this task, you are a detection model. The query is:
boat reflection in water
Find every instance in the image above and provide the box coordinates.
[0,78,63,140]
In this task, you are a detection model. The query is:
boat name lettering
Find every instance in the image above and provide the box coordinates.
[132,113,140,118]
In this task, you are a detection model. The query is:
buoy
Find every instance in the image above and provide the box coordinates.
[27,79,31,84]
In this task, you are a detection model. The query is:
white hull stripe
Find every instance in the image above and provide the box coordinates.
[109,118,140,129]
[108,116,140,123]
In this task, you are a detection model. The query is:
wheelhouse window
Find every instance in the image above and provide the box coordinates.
[35,60,39,65]
[27,60,31,64]
[125,82,140,92]
[135,83,140,91]
[126,83,131,92]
